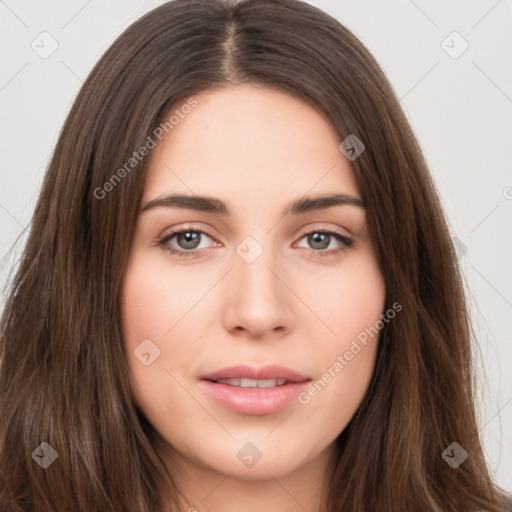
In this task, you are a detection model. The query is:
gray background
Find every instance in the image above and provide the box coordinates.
[1,0,511,490]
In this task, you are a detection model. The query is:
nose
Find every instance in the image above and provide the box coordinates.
[221,241,294,339]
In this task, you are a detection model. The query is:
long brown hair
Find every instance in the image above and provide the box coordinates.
[0,0,509,510]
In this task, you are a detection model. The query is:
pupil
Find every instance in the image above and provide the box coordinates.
[178,232,200,249]
[309,233,329,250]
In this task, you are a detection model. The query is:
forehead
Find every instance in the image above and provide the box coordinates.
[142,85,360,210]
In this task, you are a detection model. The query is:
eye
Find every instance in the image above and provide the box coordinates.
[156,226,354,259]
[295,229,353,257]
[157,226,217,259]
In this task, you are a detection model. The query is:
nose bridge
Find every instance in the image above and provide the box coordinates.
[223,234,292,336]
[235,234,282,304]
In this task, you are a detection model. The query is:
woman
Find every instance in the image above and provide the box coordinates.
[0,0,510,510]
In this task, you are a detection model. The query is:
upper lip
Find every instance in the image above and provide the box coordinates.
[201,364,311,383]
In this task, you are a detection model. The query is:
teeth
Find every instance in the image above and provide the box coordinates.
[241,378,258,388]
[215,378,287,388]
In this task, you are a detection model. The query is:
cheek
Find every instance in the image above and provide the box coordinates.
[121,253,207,344]
[121,258,178,402]
[296,251,385,421]
[310,250,386,341]
[122,262,172,340]
[121,254,213,413]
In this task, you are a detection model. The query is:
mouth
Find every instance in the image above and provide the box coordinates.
[199,365,311,415]
[211,378,288,388]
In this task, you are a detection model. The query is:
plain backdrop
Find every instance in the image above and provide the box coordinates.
[1,0,511,491]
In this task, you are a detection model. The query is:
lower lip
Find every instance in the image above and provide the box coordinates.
[200,380,310,415]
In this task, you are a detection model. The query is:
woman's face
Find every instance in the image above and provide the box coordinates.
[121,84,386,482]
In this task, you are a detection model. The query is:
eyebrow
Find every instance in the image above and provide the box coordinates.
[141,192,365,217]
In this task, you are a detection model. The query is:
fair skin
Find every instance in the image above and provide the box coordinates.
[121,84,386,512]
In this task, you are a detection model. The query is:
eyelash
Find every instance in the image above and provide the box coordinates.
[156,225,354,259]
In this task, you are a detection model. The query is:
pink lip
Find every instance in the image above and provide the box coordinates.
[199,365,311,415]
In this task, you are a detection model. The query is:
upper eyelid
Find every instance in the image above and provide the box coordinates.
[159,225,216,242]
